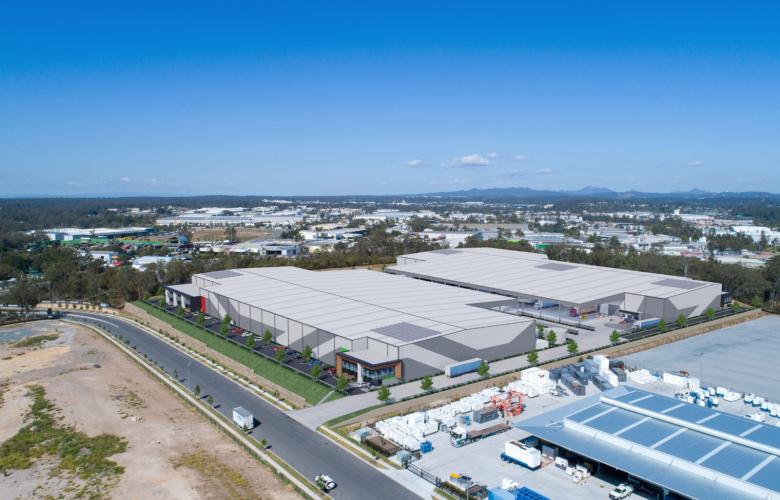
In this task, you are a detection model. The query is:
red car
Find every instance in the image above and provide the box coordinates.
[232,327,243,334]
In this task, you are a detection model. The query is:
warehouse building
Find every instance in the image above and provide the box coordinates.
[387,248,723,322]
[166,267,536,381]
[520,386,780,499]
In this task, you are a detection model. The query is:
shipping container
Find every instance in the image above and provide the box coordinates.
[473,406,499,424]
[501,440,542,470]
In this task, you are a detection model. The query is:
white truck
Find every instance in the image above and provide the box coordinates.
[232,406,254,430]
[609,483,634,499]
[500,440,541,470]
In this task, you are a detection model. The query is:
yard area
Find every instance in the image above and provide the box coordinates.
[132,301,336,405]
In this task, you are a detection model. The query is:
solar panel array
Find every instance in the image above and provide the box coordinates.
[567,388,780,494]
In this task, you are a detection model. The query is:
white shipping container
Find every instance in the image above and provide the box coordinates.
[503,440,541,469]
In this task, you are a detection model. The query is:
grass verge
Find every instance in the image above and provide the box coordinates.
[11,333,60,348]
[133,301,333,405]
[0,385,127,498]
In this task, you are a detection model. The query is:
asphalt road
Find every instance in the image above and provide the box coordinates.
[66,312,420,500]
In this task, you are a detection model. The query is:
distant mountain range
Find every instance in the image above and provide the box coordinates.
[416,186,780,200]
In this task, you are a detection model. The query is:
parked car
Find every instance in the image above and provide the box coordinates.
[315,474,336,491]
[609,483,633,499]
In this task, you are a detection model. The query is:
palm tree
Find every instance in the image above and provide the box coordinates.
[527,350,539,365]
[610,330,621,344]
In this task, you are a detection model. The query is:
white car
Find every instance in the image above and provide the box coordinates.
[315,474,336,491]
[609,484,634,499]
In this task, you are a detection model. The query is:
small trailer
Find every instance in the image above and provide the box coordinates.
[232,406,254,430]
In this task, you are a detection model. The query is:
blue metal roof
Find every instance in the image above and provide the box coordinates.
[519,386,780,499]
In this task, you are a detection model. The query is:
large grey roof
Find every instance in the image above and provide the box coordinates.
[520,386,780,499]
[194,267,531,346]
[389,248,720,306]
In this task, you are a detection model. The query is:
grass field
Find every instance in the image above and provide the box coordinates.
[132,301,335,405]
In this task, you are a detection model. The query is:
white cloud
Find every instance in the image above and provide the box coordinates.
[65,180,86,187]
[404,159,425,167]
[486,152,500,159]
[534,168,554,174]
[120,176,131,182]
[681,160,703,167]
[512,154,527,161]
[452,153,490,167]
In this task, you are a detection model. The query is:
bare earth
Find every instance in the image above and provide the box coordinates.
[0,320,299,500]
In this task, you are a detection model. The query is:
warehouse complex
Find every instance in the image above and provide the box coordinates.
[166,267,536,381]
[520,386,780,499]
[388,248,723,322]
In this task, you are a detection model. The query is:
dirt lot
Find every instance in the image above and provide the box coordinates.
[0,321,299,500]
[191,227,273,242]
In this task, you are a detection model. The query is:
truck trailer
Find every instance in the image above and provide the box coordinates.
[444,358,483,378]
[632,317,661,331]
[232,406,254,430]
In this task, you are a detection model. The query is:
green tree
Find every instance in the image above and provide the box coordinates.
[310,364,322,378]
[420,375,433,391]
[527,350,539,365]
[222,314,232,327]
[302,344,313,363]
[246,335,255,350]
[194,384,200,396]
[610,330,621,344]
[705,307,715,321]
[567,339,578,354]
[207,395,214,406]
[197,312,205,327]
[336,375,349,392]
[176,306,185,317]
[536,323,545,339]
[676,314,687,329]
[260,438,268,448]
[658,319,667,332]
[220,322,229,338]
[377,386,391,403]
[173,369,178,380]
[477,360,490,378]
[275,348,285,364]
[751,295,764,308]
[546,330,557,346]
[731,301,739,314]
[262,329,273,345]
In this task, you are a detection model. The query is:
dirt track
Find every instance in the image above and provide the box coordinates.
[0,321,299,499]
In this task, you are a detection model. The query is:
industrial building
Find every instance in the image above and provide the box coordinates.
[39,226,152,241]
[388,248,723,322]
[519,386,780,499]
[165,266,536,381]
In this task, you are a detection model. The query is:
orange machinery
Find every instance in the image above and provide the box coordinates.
[490,390,524,417]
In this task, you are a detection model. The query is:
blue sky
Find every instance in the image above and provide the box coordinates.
[1,1,779,196]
